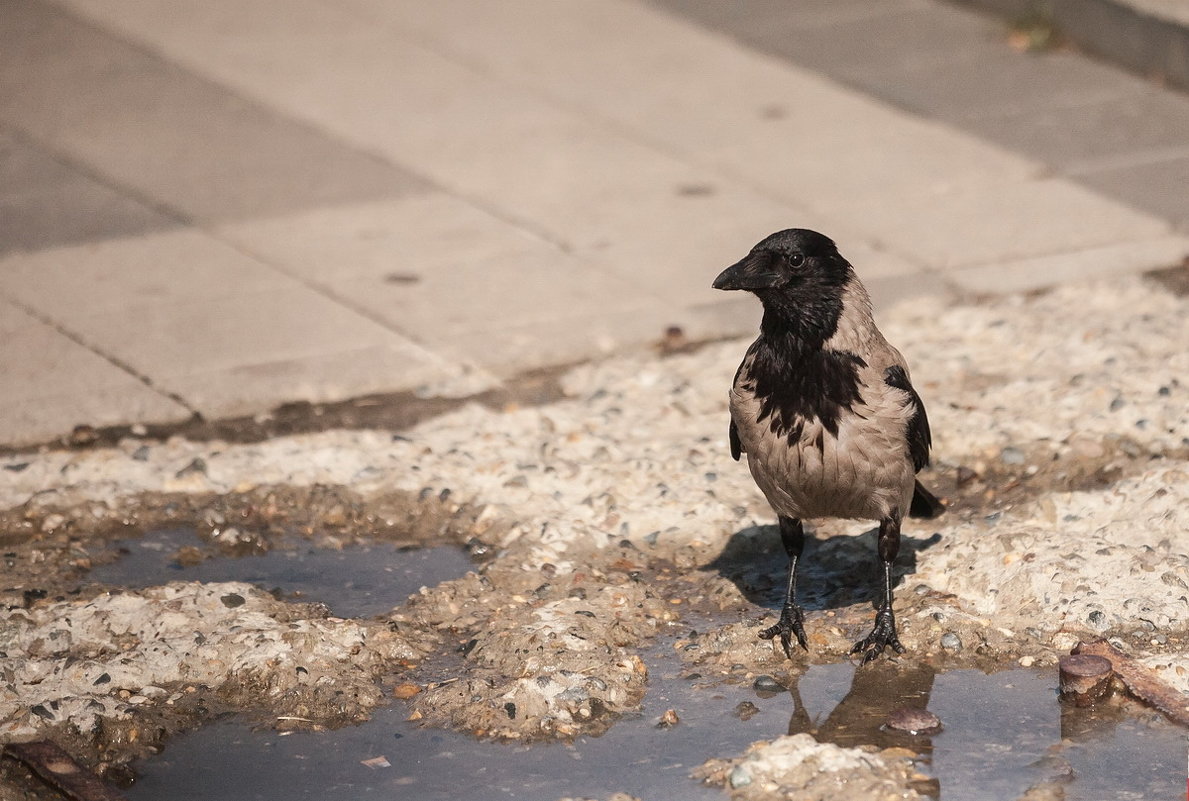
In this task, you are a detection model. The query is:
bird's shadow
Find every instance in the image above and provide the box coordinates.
[705,523,942,613]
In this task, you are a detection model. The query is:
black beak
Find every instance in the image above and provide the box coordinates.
[712,252,784,291]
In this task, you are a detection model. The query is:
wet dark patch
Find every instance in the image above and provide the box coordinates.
[0,484,497,607]
[119,643,1185,801]
[90,528,474,619]
[0,363,572,457]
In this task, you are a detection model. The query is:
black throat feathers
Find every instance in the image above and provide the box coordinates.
[742,272,867,444]
[742,335,867,444]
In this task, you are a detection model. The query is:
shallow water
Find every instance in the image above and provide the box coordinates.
[122,651,1186,801]
[90,528,474,618]
[98,535,1186,800]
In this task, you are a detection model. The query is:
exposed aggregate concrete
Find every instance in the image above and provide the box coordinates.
[694,733,928,800]
[1,275,1188,791]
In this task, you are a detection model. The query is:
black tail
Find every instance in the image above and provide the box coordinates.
[909,480,944,519]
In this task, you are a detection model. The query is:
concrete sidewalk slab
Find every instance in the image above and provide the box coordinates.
[1,0,1186,447]
[1076,156,1189,232]
[0,300,189,443]
[0,130,175,255]
[62,284,453,408]
[217,194,696,372]
[304,0,1180,276]
[0,231,475,421]
[0,230,289,314]
[0,0,425,224]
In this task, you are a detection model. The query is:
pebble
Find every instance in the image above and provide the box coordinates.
[884,706,942,735]
[734,701,759,721]
[999,446,1026,465]
[752,675,784,694]
[1058,654,1113,706]
[174,457,207,479]
[955,466,979,486]
[40,514,66,533]
[392,683,421,699]
[656,708,679,728]
[728,765,752,789]
[940,632,962,651]
[1087,610,1109,631]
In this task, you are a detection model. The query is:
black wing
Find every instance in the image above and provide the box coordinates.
[729,417,742,461]
[884,365,931,472]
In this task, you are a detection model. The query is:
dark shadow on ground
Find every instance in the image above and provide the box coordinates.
[704,524,942,614]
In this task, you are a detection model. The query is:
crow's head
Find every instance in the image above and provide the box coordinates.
[713,229,853,343]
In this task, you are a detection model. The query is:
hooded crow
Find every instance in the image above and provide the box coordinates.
[713,229,943,664]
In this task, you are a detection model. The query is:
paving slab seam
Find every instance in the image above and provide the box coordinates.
[0,292,199,417]
[325,0,941,273]
[41,0,577,258]
[0,119,193,231]
[1060,142,1189,175]
[205,231,500,380]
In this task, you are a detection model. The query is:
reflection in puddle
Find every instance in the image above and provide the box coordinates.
[90,528,474,618]
[124,647,1185,801]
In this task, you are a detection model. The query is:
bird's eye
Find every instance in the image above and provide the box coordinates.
[788,253,805,267]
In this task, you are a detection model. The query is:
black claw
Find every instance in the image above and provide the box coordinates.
[759,605,809,658]
[851,608,903,665]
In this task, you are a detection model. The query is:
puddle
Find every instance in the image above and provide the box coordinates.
[122,648,1186,801]
[92,532,1185,799]
[89,528,474,619]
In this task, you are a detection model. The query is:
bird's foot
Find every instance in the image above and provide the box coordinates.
[759,604,809,658]
[850,608,905,665]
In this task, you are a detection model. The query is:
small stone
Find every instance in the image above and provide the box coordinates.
[175,458,208,479]
[392,683,421,699]
[1018,656,1035,667]
[68,425,99,447]
[656,708,679,728]
[940,632,962,651]
[955,466,979,487]
[752,675,784,694]
[1087,610,1108,631]
[220,593,246,608]
[1059,654,1113,706]
[999,447,1026,465]
[40,514,66,533]
[728,765,752,789]
[885,706,942,735]
[734,701,759,721]
[131,445,151,462]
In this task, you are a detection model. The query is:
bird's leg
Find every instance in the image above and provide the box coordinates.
[851,512,907,665]
[759,516,808,657]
